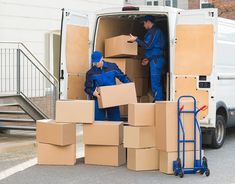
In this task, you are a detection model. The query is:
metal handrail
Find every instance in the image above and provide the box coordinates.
[0,42,59,118]
[0,41,58,84]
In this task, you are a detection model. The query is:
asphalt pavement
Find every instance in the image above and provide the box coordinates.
[1,127,235,184]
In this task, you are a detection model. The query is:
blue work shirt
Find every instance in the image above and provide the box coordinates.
[136,25,166,59]
[84,61,130,97]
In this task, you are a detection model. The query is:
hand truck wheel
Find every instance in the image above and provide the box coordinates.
[205,169,210,177]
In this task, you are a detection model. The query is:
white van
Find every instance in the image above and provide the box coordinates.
[59,6,235,148]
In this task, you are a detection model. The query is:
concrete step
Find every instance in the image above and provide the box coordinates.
[0,111,26,115]
[0,125,35,131]
[0,118,34,123]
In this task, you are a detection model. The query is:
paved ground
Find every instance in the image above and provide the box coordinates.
[1,127,235,184]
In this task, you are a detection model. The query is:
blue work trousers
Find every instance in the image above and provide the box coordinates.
[149,56,165,101]
[94,100,121,121]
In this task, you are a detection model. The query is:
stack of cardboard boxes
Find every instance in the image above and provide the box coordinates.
[104,35,150,116]
[36,119,76,165]
[36,100,95,165]
[155,101,201,174]
[83,122,126,166]
[124,103,159,171]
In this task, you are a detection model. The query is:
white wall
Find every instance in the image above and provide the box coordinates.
[0,0,124,65]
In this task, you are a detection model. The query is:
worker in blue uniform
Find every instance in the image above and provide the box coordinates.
[84,51,130,121]
[128,15,166,101]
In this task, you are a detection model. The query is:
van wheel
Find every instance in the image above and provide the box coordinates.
[211,115,226,149]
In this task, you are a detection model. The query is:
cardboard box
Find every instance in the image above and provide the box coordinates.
[159,150,204,174]
[139,96,151,103]
[120,105,128,116]
[98,83,137,108]
[36,119,76,146]
[37,143,76,165]
[134,77,149,96]
[128,103,155,126]
[116,77,148,97]
[155,101,199,152]
[85,144,126,166]
[68,74,87,100]
[83,121,123,145]
[105,58,149,81]
[105,35,137,58]
[127,148,159,171]
[124,126,155,148]
[56,100,94,123]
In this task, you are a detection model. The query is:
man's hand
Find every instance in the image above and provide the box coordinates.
[93,88,100,98]
[128,34,137,43]
[141,58,149,66]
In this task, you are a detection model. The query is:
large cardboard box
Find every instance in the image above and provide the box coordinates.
[56,100,94,123]
[120,105,128,116]
[139,95,151,103]
[105,35,137,58]
[85,144,126,166]
[127,148,159,171]
[37,143,76,165]
[98,83,137,108]
[105,58,149,81]
[128,103,155,126]
[116,77,148,97]
[83,121,123,145]
[124,126,155,148]
[159,150,204,174]
[68,74,87,100]
[134,77,149,96]
[36,119,76,146]
[155,101,199,152]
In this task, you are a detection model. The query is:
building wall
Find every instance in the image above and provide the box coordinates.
[0,0,123,65]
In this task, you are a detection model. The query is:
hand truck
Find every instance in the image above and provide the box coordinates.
[173,95,210,178]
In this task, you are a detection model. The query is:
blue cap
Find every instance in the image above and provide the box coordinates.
[143,15,155,23]
[91,51,102,63]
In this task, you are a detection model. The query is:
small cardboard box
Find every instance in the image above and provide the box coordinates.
[155,101,199,152]
[124,126,155,148]
[83,121,123,146]
[36,119,76,146]
[105,58,149,80]
[37,143,76,165]
[128,103,155,126]
[85,144,126,166]
[105,35,137,58]
[67,74,87,100]
[159,150,204,174]
[98,83,137,108]
[56,100,94,123]
[127,148,159,171]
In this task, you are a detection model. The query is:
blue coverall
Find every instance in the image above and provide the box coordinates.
[136,25,166,101]
[84,61,130,121]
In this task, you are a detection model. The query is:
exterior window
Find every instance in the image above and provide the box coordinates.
[173,0,177,7]
[165,0,171,6]
[154,1,158,6]
[147,1,152,6]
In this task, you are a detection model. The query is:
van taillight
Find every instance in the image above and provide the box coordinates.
[122,6,139,11]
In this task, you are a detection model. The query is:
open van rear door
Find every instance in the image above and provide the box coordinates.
[60,9,89,100]
[174,9,217,120]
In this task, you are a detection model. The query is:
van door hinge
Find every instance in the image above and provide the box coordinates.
[171,38,177,45]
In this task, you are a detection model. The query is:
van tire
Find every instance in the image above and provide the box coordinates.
[211,115,226,149]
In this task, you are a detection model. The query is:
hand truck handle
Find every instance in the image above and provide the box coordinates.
[199,105,208,111]
[179,105,184,112]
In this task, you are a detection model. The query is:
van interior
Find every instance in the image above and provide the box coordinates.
[94,14,170,117]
